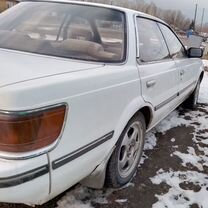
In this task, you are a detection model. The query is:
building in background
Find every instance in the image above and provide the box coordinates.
[0,0,18,12]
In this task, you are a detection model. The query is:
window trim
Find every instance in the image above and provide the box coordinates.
[135,16,171,64]
[134,15,187,65]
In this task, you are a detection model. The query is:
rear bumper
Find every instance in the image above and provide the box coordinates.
[0,154,50,205]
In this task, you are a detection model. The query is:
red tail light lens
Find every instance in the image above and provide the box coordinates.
[0,104,66,152]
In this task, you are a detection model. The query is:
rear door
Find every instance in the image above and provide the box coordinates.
[158,23,199,100]
[136,17,180,125]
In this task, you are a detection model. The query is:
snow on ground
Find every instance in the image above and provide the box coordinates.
[57,63,208,208]
[150,103,208,207]
[151,170,208,208]
[57,186,112,208]
[57,186,92,208]
[150,63,208,207]
[203,59,208,67]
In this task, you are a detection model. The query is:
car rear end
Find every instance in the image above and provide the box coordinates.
[0,1,132,205]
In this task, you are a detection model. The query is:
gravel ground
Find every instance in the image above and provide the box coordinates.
[0,72,208,208]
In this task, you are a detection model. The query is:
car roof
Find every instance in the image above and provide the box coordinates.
[22,0,167,25]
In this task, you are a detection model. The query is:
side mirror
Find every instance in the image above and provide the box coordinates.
[187,47,203,58]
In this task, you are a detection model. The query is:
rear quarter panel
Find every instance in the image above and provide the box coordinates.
[0,62,146,200]
[47,64,142,199]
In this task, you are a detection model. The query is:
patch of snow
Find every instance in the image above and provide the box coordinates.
[171,138,175,143]
[139,131,158,166]
[154,111,189,134]
[202,59,208,67]
[56,186,93,208]
[57,185,113,208]
[173,145,179,149]
[140,110,191,166]
[121,182,135,188]
[151,170,208,208]
[144,131,157,150]
[115,199,128,203]
[173,147,204,171]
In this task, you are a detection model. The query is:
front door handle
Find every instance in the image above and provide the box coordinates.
[146,80,156,88]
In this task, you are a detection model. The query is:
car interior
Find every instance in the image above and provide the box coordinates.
[0,4,126,62]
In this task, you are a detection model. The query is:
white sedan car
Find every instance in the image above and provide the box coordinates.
[0,0,204,205]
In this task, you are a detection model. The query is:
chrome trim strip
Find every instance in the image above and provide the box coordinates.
[0,102,67,116]
[179,81,196,95]
[0,165,49,188]
[154,81,196,111]
[154,93,178,111]
[52,131,114,170]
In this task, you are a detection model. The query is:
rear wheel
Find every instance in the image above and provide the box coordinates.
[105,112,146,188]
[183,80,200,110]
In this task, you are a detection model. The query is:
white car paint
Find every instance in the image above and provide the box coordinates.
[0,0,203,205]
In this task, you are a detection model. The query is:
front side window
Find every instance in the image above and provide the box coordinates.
[159,23,187,59]
[137,18,170,63]
[0,2,126,62]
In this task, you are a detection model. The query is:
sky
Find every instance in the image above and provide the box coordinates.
[144,0,208,25]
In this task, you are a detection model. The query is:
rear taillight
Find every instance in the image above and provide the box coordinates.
[0,104,66,153]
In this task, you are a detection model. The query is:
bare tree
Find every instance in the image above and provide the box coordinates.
[77,0,191,31]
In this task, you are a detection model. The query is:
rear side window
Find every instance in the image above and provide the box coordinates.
[159,23,187,59]
[136,18,169,63]
[0,2,126,63]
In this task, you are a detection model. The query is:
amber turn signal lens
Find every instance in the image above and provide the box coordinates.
[0,105,66,152]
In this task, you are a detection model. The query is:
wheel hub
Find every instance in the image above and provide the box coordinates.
[118,121,143,178]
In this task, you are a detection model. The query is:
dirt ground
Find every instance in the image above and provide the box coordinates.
[1,103,208,208]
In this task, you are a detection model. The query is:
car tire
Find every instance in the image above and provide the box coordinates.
[183,80,200,110]
[105,112,146,188]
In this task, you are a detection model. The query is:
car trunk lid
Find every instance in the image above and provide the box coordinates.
[0,49,104,88]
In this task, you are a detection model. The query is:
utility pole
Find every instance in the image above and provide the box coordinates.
[200,8,205,33]
[193,3,198,31]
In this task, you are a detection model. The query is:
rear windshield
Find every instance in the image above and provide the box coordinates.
[0,2,126,63]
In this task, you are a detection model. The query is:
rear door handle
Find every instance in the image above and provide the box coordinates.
[146,80,156,88]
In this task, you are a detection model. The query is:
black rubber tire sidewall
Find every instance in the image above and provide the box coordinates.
[105,112,146,188]
[183,80,200,110]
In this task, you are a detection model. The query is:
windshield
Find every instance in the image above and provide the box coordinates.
[0,2,126,62]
